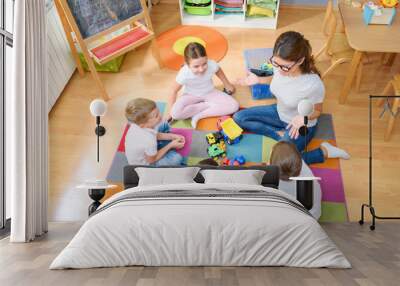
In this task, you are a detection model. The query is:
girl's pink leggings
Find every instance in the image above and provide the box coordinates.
[171,89,239,125]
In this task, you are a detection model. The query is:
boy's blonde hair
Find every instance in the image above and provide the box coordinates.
[125,98,156,125]
[270,141,302,181]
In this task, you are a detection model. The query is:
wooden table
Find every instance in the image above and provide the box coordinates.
[338,2,400,104]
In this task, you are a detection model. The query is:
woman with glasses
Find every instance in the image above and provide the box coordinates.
[234,31,350,164]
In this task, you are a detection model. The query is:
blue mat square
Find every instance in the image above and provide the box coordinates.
[315,114,336,140]
[226,133,263,163]
[107,152,129,183]
[156,102,166,115]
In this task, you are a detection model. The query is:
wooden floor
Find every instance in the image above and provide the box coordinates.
[48,3,400,222]
[1,222,399,285]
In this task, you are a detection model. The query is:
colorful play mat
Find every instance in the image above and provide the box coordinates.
[156,25,228,70]
[107,102,349,223]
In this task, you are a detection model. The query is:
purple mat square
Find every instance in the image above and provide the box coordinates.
[311,167,345,203]
[171,128,193,157]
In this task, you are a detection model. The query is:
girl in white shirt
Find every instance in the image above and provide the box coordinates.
[168,42,239,128]
[235,31,349,164]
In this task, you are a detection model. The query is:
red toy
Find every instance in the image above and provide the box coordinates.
[222,155,246,166]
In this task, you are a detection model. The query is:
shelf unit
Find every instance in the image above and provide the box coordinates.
[178,0,280,29]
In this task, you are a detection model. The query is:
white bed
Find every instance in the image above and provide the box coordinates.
[50,183,350,269]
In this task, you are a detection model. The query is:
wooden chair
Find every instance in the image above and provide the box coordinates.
[315,1,364,92]
[377,74,400,141]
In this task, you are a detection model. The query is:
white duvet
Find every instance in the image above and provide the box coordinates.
[50,183,350,269]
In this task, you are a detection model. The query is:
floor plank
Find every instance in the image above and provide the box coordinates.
[2,222,400,285]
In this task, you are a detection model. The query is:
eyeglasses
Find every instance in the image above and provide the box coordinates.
[268,56,299,72]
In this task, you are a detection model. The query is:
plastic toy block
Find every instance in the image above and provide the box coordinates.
[217,116,231,131]
[222,158,230,165]
[251,84,273,100]
[207,144,226,159]
[218,140,226,151]
[260,62,274,73]
[206,133,217,145]
[222,155,246,166]
[234,155,246,165]
[221,118,243,141]
[206,132,224,145]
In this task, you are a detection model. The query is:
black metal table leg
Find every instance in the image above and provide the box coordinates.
[88,188,105,216]
[296,180,314,211]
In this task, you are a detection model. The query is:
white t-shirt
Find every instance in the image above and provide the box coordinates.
[278,160,322,220]
[125,123,158,165]
[270,69,325,127]
[176,59,220,96]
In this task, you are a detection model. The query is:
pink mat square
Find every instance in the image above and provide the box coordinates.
[311,167,345,203]
[170,128,193,157]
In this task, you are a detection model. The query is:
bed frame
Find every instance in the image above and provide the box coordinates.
[123,165,280,189]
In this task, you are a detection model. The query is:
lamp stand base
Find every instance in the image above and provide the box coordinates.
[95,126,106,136]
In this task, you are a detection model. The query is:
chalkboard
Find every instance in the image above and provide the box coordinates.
[67,0,143,38]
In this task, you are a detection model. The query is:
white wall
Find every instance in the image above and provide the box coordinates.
[46,1,76,111]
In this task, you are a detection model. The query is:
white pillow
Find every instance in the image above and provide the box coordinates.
[200,169,265,185]
[135,167,200,186]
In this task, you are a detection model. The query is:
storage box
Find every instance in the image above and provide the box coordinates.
[79,53,125,73]
[363,5,396,25]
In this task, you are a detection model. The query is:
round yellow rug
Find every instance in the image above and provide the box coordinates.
[156,25,228,70]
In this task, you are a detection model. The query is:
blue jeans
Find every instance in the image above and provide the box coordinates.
[153,122,184,166]
[233,104,324,165]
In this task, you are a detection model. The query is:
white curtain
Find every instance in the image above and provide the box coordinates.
[8,0,48,242]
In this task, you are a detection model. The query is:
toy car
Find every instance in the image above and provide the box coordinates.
[207,144,226,159]
[206,132,224,145]
[206,133,217,145]
[220,118,243,145]
[217,116,231,131]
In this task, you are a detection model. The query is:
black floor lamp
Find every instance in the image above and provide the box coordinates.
[359,95,400,230]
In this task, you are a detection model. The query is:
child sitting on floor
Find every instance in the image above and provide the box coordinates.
[125,98,185,166]
[270,141,321,220]
[168,42,239,128]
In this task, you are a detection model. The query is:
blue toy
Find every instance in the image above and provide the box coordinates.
[251,84,273,100]
[222,155,246,166]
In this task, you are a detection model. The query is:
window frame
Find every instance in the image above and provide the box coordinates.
[0,0,13,233]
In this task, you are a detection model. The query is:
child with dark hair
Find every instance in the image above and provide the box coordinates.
[168,42,239,128]
[270,141,321,219]
[197,158,219,166]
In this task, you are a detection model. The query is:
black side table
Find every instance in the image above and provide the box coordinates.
[77,181,117,216]
[289,176,321,210]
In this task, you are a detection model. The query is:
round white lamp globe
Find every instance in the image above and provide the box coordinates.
[90,99,107,117]
[298,99,314,117]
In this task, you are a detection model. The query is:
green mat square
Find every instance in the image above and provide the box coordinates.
[171,119,192,129]
[319,202,348,222]
[187,156,207,165]
[262,136,278,163]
